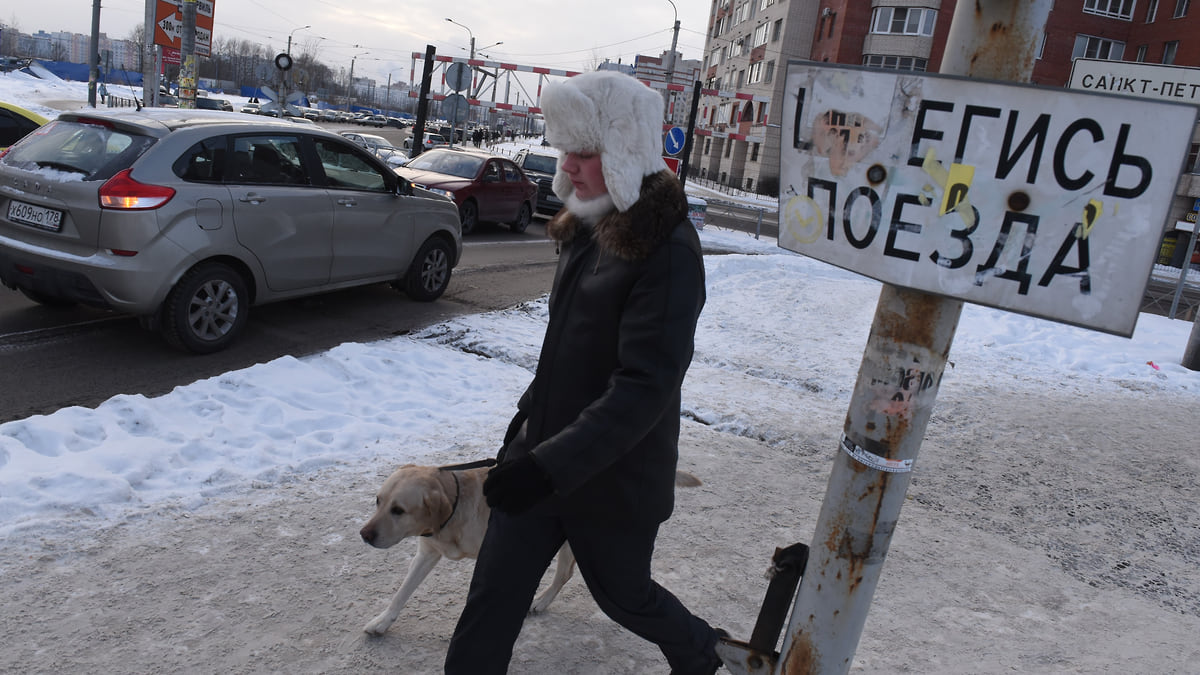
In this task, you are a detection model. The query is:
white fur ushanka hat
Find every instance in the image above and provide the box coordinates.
[540,70,665,213]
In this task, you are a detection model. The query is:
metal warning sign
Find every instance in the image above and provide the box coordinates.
[153,0,215,57]
[778,62,1198,336]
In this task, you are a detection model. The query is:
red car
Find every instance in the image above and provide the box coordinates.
[396,148,537,234]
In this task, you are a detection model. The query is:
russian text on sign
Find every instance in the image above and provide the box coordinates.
[778,63,1197,337]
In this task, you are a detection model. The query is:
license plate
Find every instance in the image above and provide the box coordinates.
[7,199,63,232]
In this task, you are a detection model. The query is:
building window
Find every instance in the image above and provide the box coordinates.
[735,1,753,25]
[737,69,745,88]
[1083,0,1135,20]
[1163,40,1179,63]
[750,142,760,161]
[765,60,775,83]
[863,54,930,71]
[1072,34,1126,60]
[1146,0,1160,21]
[1188,142,1200,173]
[871,7,937,36]
[1136,44,1148,61]
[724,141,732,158]
[1174,0,1190,18]
[759,0,774,9]
[748,61,764,84]
[746,177,755,191]
[753,22,770,48]
[772,19,783,41]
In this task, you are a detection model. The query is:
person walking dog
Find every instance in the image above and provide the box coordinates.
[443,70,723,674]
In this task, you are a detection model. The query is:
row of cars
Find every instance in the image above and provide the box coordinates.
[239,102,412,128]
[0,107,562,354]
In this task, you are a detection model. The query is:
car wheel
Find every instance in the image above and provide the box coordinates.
[160,262,249,354]
[18,287,77,308]
[509,202,532,234]
[459,199,479,235]
[401,237,453,301]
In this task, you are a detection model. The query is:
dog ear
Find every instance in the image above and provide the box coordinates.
[422,489,452,529]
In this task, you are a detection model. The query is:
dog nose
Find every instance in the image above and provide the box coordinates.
[360,526,375,545]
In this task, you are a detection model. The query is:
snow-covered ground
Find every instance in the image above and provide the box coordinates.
[2,71,1199,674]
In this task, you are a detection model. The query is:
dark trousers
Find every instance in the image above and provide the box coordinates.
[444,508,717,674]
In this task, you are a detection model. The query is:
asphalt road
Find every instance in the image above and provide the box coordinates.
[0,224,558,423]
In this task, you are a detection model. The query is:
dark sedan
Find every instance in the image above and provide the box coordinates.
[395,148,538,234]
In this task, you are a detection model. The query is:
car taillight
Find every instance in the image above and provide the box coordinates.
[98,169,175,210]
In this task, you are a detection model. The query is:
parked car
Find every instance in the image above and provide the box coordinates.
[240,101,261,115]
[358,114,387,128]
[0,109,462,353]
[194,96,233,111]
[0,101,48,150]
[512,147,563,217]
[395,147,537,234]
[402,133,447,151]
[339,132,406,167]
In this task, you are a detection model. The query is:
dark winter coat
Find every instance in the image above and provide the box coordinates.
[500,169,705,526]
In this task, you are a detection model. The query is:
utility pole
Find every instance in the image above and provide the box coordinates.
[663,0,680,123]
[178,0,197,109]
[142,0,155,107]
[87,0,100,107]
[758,3,1057,674]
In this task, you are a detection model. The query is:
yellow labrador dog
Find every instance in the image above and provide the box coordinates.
[359,460,701,635]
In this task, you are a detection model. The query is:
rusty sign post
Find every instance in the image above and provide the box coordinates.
[713,1,1197,673]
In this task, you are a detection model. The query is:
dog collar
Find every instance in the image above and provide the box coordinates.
[421,459,498,538]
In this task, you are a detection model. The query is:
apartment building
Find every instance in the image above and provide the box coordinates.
[633,51,702,126]
[691,0,1200,239]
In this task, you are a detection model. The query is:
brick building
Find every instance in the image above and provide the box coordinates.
[688,0,1200,233]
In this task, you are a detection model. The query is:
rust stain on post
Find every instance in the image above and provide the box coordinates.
[784,632,818,674]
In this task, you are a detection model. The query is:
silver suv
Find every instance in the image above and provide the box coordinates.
[0,109,462,353]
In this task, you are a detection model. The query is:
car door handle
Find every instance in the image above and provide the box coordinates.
[337,198,358,207]
[239,193,266,205]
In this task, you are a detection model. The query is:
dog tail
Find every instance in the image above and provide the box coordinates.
[675,470,702,487]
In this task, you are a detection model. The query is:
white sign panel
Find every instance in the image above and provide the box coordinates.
[778,63,1198,336]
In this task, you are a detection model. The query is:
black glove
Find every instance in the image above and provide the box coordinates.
[483,455,553,515]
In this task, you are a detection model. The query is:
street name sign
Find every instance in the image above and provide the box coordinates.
[778,62,1198,336]
[1068,57,1200,106]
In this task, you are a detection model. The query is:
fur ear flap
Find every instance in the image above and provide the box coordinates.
[542,71,666,213]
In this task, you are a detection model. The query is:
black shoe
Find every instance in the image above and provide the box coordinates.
[672,628,730,675]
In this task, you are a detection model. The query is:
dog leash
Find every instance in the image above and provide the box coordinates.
[438,458,497,472]
[423,458,499,537]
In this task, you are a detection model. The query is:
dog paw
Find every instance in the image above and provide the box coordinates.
[363,613,396,635]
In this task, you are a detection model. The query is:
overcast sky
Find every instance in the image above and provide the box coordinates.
[9,0,714,85]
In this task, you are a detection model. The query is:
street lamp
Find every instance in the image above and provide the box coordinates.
[445,17,476,58]
[287,25,310,57]
[347,49,369,111]
[476,40,503,57]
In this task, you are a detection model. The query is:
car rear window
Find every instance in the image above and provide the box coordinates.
[405,151,483,178]
[521,153,558,174]
[1,119,153,181]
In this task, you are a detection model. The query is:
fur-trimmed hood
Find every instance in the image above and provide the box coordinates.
[545,170,688,262]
